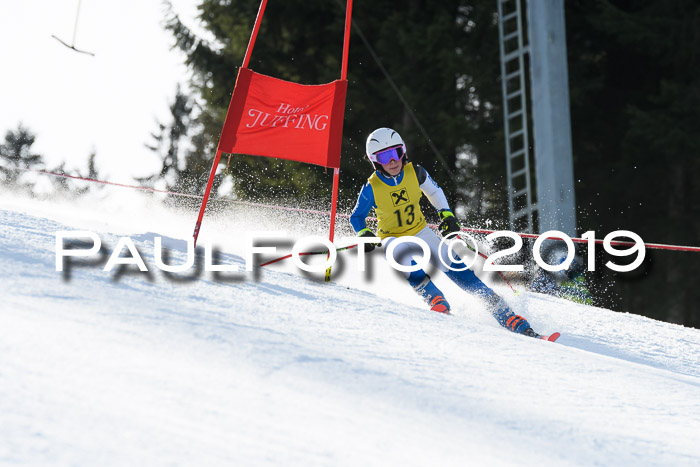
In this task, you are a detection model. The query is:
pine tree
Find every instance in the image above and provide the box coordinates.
[140,85,196,197]
[565,0,700,326]
[161,0,507,215]
[0,123,43,192]
[49,151,101,198]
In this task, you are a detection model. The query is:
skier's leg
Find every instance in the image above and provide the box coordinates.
[384,236,450,313]
[407,267,450,313]
[412,227,535,334]
[443,267,530,333]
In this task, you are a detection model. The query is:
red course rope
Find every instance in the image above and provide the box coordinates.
[16,167,700,253]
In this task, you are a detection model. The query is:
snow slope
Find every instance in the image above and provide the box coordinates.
[1,191,699,466]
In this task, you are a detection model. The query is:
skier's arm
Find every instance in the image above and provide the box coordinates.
[416,165,461,236]
[350,182,376,234]
[416,165,450,212]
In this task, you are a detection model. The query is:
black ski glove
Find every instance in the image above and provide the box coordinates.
[358,228,380,253]
[438,209,461,237]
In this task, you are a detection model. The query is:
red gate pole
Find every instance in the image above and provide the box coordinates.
[328,168,341,245]
[192,0,268,247]
[325,0,353,282]
[324,167,342,281]
[242,0,268,69]
[193,150,223,246]
[340,0,353,81]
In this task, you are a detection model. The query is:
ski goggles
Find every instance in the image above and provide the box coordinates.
[374,146,405,165]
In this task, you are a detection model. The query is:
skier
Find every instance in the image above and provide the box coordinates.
[351,127,544,338]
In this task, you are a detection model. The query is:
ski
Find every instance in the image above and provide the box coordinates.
[540,332,561,342]
[524,328,560,342]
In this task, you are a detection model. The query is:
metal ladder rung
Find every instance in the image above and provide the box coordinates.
[513,188,529,198]
[503,47,529,62]
[507,109,523,119]
[509,148,526,159]
[509,129,525,140]
[511,167,527,179]
[503,31,519,42]
[506,89,522,100]
[505,70,521,81]
[514,204,537,219]
[501,11,518,23]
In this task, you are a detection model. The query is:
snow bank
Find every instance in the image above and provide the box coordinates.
[1,190,699,466]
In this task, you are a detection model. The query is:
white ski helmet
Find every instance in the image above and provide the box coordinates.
[365,127,407,164]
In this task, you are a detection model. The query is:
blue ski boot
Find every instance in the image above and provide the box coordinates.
[408,271,450,314]
[445,267,532,334]
[483,293,532,334]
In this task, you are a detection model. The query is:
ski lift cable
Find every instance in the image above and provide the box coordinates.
[16,167,700,254]
[333,0,456,182]
[52,0,95,56]
[72,0,82,46]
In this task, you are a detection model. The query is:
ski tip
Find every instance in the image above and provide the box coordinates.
[543,332,561,342]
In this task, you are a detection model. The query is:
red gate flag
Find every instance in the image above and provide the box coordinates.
[217,67,348,169]
[193,0,353,250]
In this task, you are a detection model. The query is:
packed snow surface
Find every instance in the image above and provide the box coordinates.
[1,191,699,466]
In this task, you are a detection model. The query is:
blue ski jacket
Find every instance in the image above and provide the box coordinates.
[350,164,451,233]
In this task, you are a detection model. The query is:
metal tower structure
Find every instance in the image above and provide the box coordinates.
[497,0,535,233]
[497,0,577,236]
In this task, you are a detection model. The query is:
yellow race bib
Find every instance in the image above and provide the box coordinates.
[369,162,427,239]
